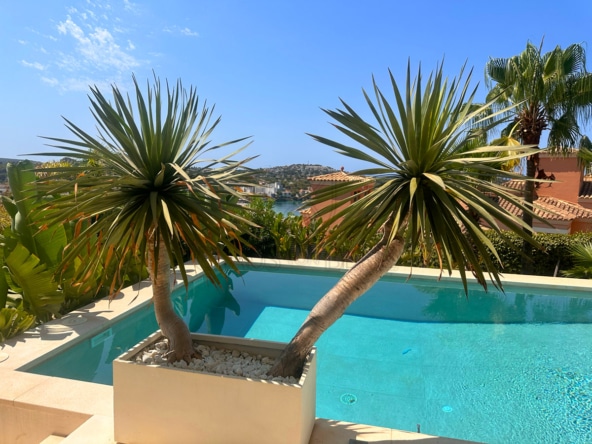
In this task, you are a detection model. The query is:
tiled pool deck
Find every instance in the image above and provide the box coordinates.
[2,258,588,443]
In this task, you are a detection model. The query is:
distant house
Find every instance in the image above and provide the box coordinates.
[500,152,592,234]
[301,167,374,228]
[241,182,281,198]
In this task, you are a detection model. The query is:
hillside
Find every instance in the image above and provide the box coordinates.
[0,160,338,195]
[252,164,338,194]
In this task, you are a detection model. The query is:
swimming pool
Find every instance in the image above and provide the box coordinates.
[27,263,592,443]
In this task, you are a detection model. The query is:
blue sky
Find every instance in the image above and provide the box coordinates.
[1,1,592,171]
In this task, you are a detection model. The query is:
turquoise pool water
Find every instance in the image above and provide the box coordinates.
[28,265,592,443]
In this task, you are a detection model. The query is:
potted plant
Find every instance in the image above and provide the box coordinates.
[34,75,316,443]
[112,331,316,444]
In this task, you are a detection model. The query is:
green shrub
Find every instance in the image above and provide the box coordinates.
[241,198,592,277]
[239,197,376,261]
[0,161,147,343]
[0,306,36,342]
[483,231,592,276]
[0,204,10,231]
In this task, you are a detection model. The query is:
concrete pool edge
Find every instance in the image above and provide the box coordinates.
[3,257,585,443]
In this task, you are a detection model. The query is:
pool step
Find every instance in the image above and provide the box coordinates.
[39,435,66,444]
[60,415,115,443]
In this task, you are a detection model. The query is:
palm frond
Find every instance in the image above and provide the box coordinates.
[485,40,592,150]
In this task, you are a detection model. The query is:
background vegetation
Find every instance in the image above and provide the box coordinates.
[0,161,146,342]
[239,198,591,278]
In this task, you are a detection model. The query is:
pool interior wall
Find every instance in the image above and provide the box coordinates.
[1,258,592,444]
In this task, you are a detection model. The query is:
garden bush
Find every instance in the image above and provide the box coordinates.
[241,197,592,277]
[483,231,592,276]
[0,161,146,343]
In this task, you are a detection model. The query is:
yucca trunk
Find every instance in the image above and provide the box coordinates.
[269,233,406,378]
[147,235,196,362]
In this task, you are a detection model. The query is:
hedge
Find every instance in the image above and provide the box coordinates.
[483,231,592,277]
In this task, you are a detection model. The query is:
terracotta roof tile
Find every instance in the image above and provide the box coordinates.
[497,195,592,221]
[502,179,526,192]
[501,179,539,198]
[308,170,369,182]
[536,196,592,220]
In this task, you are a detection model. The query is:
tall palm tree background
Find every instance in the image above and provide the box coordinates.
[485,40,592,273]
[34,75,255,361]
[270,62,542,377]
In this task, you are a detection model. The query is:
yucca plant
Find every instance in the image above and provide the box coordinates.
[270,62,541,377]
[33,74,255,361]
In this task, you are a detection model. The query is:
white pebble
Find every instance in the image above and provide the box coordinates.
[132,340,299,384]
[173,360,188,369]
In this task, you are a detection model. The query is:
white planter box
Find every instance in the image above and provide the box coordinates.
[113,331,317,444]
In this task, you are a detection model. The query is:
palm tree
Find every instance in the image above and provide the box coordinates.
[578,135,592,174]
[270,62,540,377]
[563,242,592,279]
[484,40,592,273]
[35,75,254,362]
